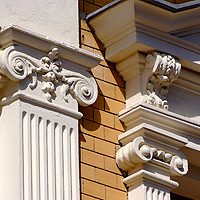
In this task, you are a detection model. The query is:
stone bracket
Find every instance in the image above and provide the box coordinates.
[143,52,181,110]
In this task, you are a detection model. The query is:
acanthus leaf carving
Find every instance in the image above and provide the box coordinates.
[143,52,181,110]
[0,46,98,106]
[116,136,188,176]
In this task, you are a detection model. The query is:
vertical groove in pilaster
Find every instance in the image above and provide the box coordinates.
[153,189,159,200]
[47,120,56,200]
[39,117,48,200]
[23,111,32,200]
[164,192,170,200]
[144,186,147,200]
[159,191,164,200]
[63,125,72,200]
[55,123,64,200]
[22,110,75,200]
[147,187,153,200]
[70,127,79,200]
[145,187,168,200]
[31,114,39,200]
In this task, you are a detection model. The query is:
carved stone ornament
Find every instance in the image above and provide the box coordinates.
[116,136,188,176]
[0,46,98,106]
[144,52,181,110]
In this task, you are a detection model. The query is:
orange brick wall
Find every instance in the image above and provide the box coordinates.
[79,0,127,199]
[79,0,115,14]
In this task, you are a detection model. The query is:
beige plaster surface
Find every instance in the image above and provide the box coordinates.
[0,0,79,47]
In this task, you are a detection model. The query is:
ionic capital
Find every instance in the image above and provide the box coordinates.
[0,46,98,106]
[116,136,188,176]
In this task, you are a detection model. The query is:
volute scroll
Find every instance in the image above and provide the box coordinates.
[0,46,98,106]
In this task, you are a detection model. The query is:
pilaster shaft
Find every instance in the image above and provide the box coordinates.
[0,27,102,200]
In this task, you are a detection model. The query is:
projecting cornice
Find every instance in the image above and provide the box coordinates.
[86,0,200,18]
[88,0,200,72]
[0,25,102,69]
[141,0,200,12]
[0,26,102,117]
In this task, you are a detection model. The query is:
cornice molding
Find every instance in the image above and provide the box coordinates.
[86,0,200,19]
[0,25,103,69]
[88,0,200,32]
[123,169,179,189]
[88,0,200,73]
[142,0,200,12]
[118,103,200,144]
[0,46,99,107]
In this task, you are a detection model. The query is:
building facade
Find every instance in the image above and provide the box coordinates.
[0,0,199,200]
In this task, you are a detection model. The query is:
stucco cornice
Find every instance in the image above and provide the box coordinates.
[118,103,200,145]
[0,25,103,69]
[142,0,200,12]
[86,0,200,18]
[89,18,200,74]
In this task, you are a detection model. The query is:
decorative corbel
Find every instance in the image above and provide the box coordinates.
[0,46,98,106]
[143,52,181,110]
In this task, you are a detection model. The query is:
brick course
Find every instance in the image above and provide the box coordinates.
[79,0,127,199]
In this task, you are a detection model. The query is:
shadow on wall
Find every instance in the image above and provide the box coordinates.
[168,85,200,122]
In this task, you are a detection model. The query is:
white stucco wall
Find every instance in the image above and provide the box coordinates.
[0,0,79,47]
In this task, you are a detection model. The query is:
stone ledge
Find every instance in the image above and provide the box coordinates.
[0,25,103,69]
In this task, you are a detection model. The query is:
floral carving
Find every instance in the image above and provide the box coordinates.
[116,136,188,176]
[144,52,181,109]
[0,46,98,106]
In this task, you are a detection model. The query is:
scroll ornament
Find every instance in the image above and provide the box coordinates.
[116,136,188,176]
[144,52,181,110]
[0,46,98,106]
